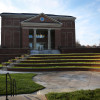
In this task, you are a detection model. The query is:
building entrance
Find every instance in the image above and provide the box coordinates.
[29,29,55,50]
[36,42,45,50]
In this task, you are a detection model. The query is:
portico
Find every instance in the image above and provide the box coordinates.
[21,13,62,50]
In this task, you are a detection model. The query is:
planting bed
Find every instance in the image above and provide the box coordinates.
[46,89,100,100]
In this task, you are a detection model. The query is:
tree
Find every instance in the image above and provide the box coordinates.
[76,40,81,47]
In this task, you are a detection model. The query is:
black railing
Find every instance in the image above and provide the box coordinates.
[12,79,16,96]
[6,73,16,100]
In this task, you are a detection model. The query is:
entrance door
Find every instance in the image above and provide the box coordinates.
[36,43,44,50]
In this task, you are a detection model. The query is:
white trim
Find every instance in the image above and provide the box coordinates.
[21,22,62,27]
[48,29,51,49]
[33,29,37,49]
[22,27,61,30]
[21,13,62,25]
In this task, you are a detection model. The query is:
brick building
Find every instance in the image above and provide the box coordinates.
[0,13,76,50]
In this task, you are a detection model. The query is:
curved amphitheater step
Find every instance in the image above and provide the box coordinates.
[0,94,47,100]
[6,53,100,72]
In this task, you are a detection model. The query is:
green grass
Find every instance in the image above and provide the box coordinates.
[12,66,100,69]
[29,56,100,58]
[46,89,100,100]
[0,64,2,67]
[24,59,100,61]
[0,73,44,95]
[18,62,100,64]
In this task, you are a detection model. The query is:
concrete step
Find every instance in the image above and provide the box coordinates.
[27,57,100,60]
[31,54,100,57]
[14,63,100,67]
[30,50,61,55]
[20,60,100,63]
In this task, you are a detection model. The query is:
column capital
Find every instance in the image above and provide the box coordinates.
[48,28,51,31]
[33,28,37,31]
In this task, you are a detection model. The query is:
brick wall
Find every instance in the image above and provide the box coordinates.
[55,30,61,49]
[0,48,29,63]
[60,48,100,53]
[1,14,76,49]
[22,29,29,48]
[1,17,21,48]
[0,48,29,54]
[60,20,76,48]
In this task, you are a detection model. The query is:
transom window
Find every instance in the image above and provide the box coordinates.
[36,34,45,38]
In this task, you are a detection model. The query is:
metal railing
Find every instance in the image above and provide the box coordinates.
[6,73,16,100]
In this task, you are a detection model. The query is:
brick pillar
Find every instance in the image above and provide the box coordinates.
[22,29,29,48]
[55,30,61,49]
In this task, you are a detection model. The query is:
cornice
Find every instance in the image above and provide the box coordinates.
[0,13,76,21]
[21,22,62,27]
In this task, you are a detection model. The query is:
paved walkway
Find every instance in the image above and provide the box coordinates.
[0,70,100,100]
[0,94,47,100]
[33,71,100,94]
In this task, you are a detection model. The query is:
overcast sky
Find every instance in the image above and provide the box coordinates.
[0,0,100,46]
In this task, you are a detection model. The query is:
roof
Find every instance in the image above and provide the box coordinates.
[0,12,75,18]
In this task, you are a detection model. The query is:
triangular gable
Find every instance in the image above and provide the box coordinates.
[22,13,62,24]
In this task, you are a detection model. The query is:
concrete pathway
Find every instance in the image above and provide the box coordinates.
[0,70,100,100]
[0,94,47,100]
[33,71,100,94]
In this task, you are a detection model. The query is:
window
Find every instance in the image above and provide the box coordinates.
[36,34,45,38]
[29,35,33,38]
[67,21,72,27]
[29,43,32,48]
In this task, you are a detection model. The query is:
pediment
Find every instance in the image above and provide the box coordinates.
[21,13,62,24]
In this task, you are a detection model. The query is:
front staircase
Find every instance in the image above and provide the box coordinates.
[6,53,100,72]
[30,50,61,54]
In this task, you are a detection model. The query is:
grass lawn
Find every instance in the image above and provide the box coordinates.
[46,89,100,100]
[0,64,2,67]
[12,66,100,69]
[0,73,44,95]
[29,55,100,58]
[18,62,100,64]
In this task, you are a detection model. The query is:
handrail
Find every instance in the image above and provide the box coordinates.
[6,73,16,100]
[12,79,16,96]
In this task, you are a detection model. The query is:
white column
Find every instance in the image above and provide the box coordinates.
[33,29,37,49]
[48,29,51,49]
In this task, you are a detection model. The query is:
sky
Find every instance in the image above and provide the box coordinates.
[0,0,100,46]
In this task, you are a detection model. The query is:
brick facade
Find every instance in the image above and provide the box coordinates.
[0,13,76,49]
[22,29,29,48]
[55,30,61,49]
